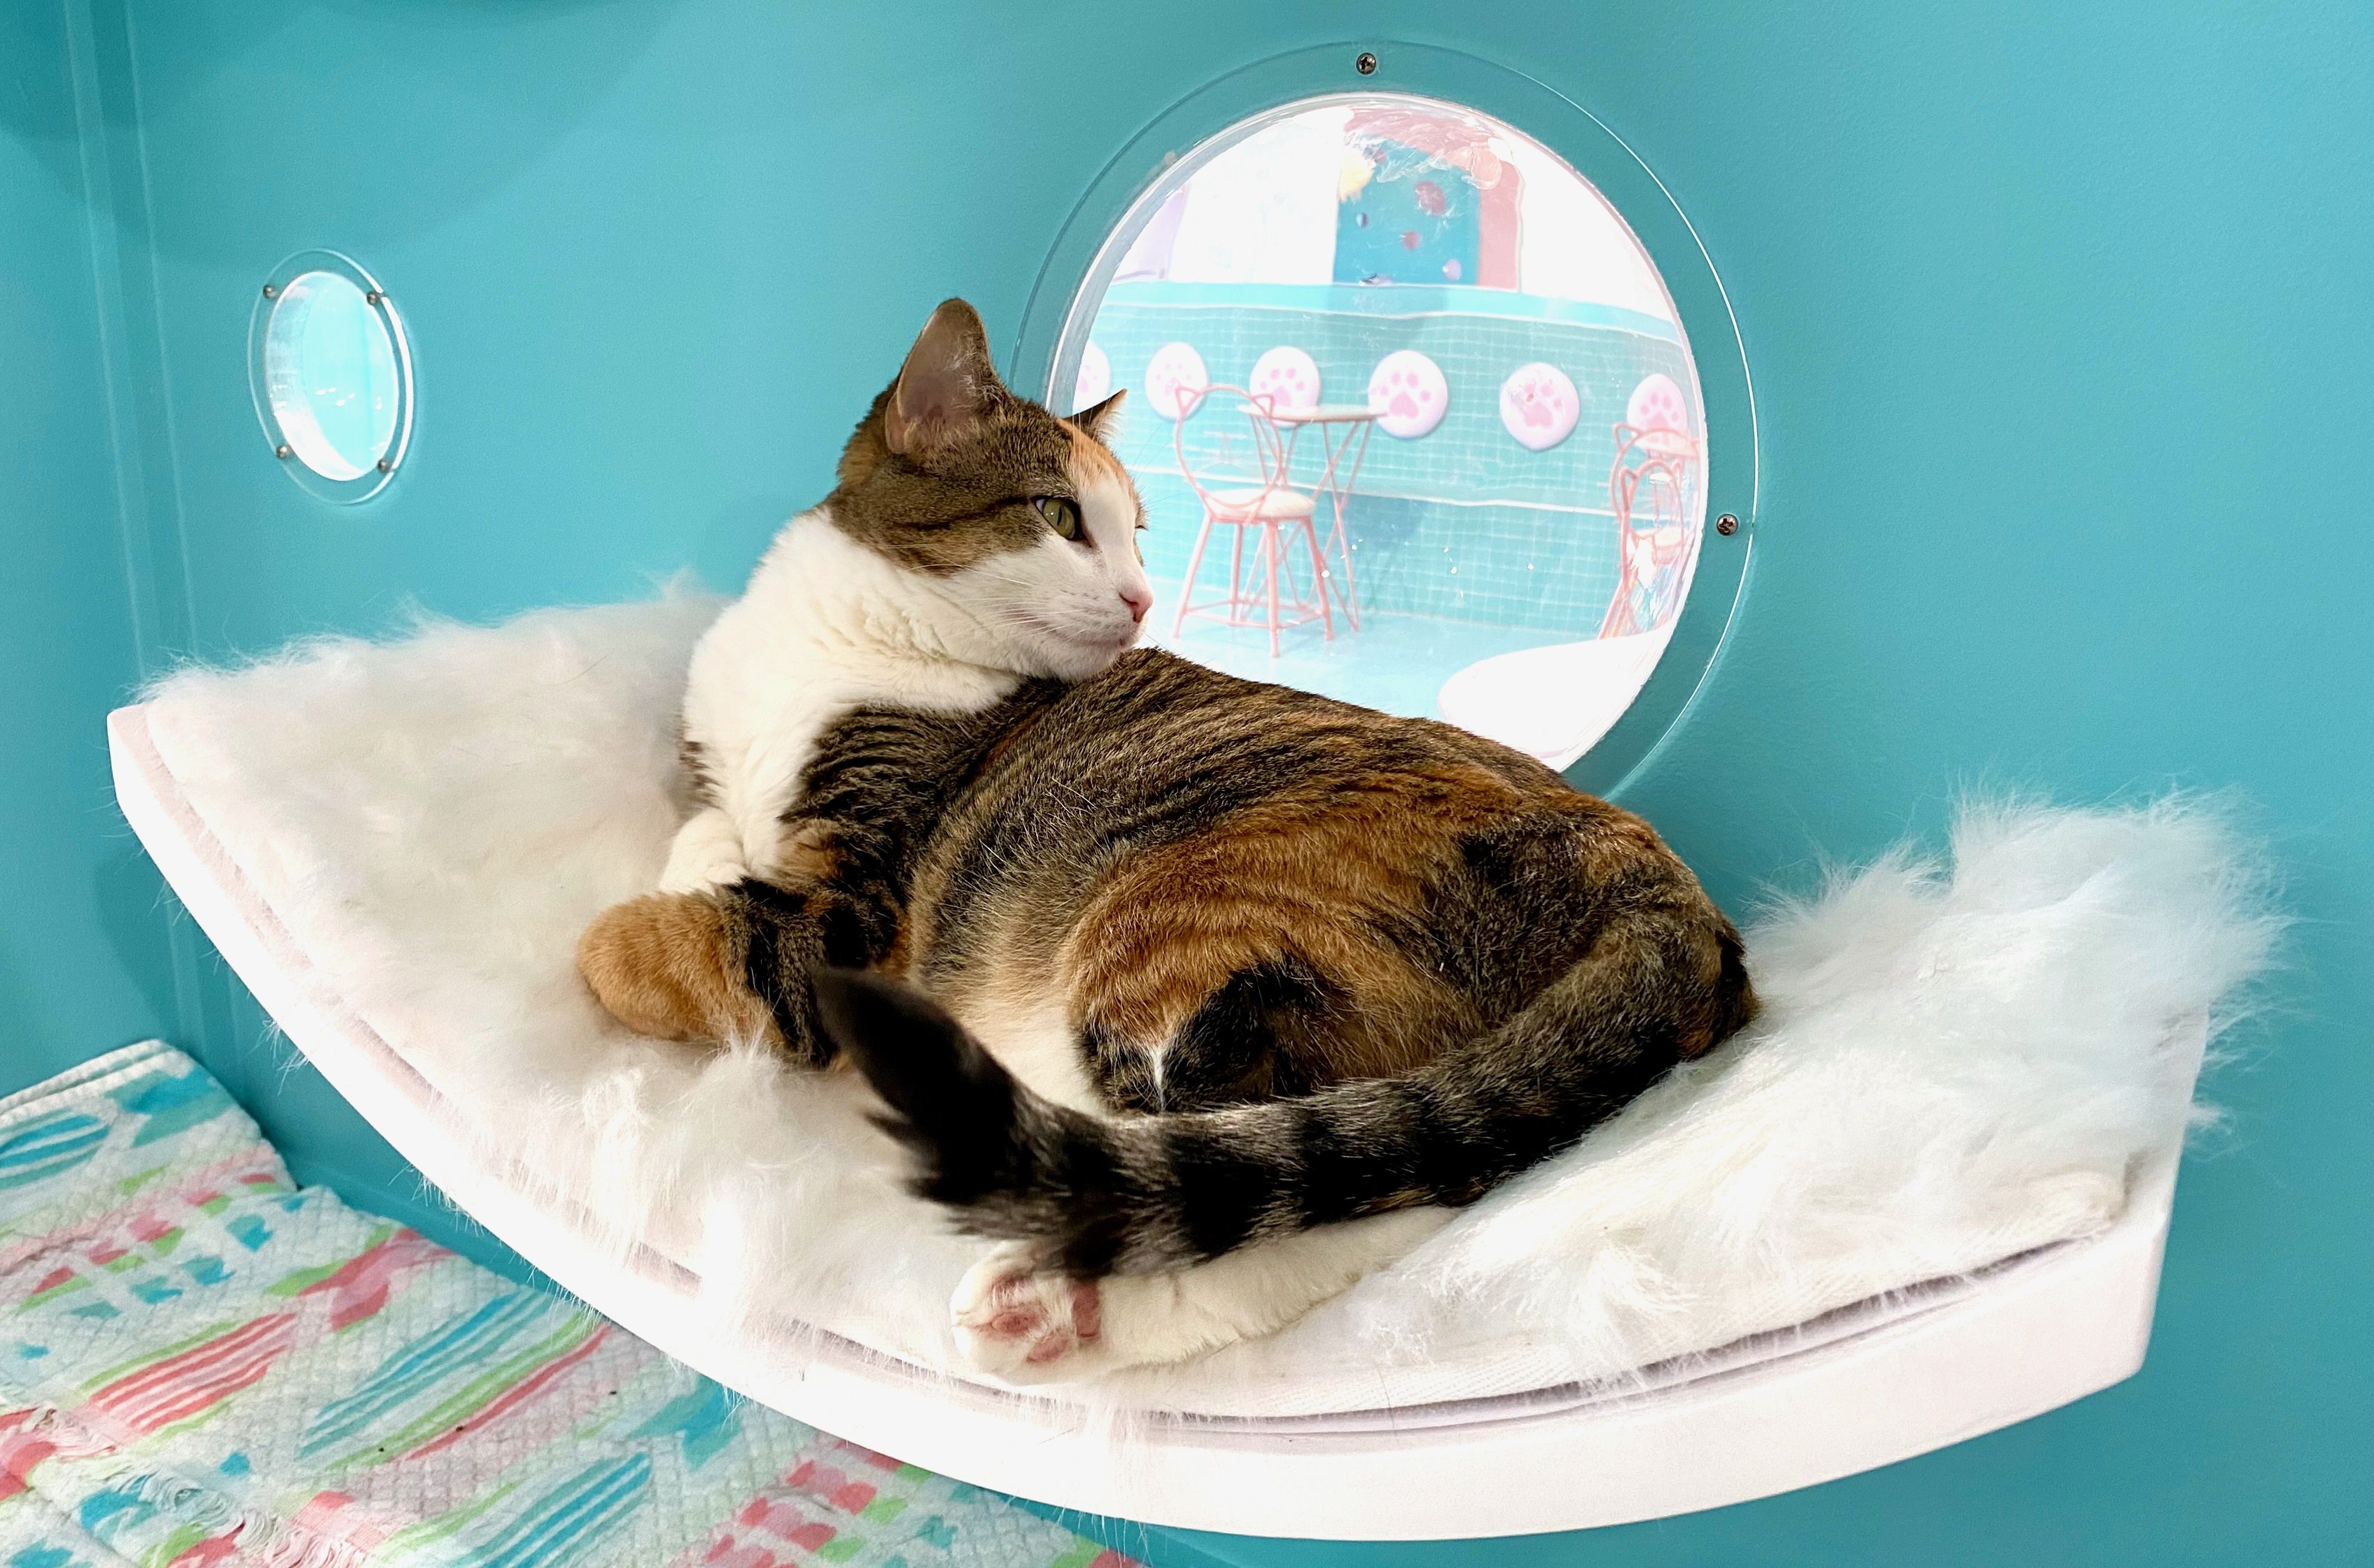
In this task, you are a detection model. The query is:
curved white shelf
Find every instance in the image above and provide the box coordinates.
[110,700,2181,1541]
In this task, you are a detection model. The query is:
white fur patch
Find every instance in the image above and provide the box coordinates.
[674,511,1023,877]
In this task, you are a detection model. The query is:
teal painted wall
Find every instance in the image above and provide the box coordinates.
[0,4,177,1086]
[0,3,511,1277]
[2,1,2367,1562]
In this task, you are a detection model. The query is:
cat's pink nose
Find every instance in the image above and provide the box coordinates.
[1120,584,1152,624]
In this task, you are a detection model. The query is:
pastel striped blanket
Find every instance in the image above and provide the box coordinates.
[0,1042,1133,1568]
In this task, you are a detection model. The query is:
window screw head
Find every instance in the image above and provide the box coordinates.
[376,458,393,473]
[1716,513,1739,536]
[261,283,276,299]
[1355,51,1378,75]
[365,290,383,307]
[274,443,292,460]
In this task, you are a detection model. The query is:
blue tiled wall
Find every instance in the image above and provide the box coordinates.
[1086,282,1696,632]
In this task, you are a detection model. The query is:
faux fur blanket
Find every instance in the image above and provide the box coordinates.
[127,595,2276,1418]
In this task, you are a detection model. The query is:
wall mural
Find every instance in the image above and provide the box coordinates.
[1332,105,1520,288]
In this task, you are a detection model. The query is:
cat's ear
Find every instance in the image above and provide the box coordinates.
[885,299,1004,457]
[1070,389,1128,446]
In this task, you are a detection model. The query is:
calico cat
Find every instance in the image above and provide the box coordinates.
[578,299,1756,1380]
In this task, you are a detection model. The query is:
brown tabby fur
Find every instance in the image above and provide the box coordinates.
[579,299,1755,1279]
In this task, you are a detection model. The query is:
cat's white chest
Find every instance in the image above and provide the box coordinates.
[662,512,1017,891]
[670,634,857,885]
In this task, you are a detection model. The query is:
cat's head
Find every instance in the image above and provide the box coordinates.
[829,299,1152,681]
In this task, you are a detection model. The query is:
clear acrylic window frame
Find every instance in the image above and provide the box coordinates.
[247,249,415,505]
[1011,44,1756,800]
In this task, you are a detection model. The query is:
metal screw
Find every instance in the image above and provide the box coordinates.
[1716,513,1739,536]
[1355,51,1378,75]
[274,443,292,460]
[261,283,276,298]
[376,458,393,473]
[365,290,383,306]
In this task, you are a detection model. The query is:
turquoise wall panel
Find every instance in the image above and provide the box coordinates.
[4,1,2365,1562]
[0,4,177,1089]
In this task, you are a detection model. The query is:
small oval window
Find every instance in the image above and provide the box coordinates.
[1056,96,1705,770]
[250,253,412,502]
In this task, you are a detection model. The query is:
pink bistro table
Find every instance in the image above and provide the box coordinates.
[1268,403,1377,630]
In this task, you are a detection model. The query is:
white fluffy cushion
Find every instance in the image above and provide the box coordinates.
[122,595,2276,1418]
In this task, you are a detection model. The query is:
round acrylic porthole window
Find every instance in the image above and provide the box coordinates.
[248,251,413,503]
[1050,95,1708,772]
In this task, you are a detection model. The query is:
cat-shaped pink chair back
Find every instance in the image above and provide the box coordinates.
[1600,375,1702,639]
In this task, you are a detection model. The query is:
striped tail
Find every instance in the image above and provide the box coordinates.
[814,911,1755,1279]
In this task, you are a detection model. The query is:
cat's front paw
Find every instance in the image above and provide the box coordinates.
[659,808,751,894]
[951,1244,1109,1382]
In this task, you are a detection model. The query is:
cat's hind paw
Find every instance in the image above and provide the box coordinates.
[951,1244,1108,1382]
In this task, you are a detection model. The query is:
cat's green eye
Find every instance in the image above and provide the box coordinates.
[1033,496,1083,541]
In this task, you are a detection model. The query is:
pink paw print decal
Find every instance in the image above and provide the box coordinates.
[1143,342,1208,421]
[1365,350,1447,439]
[1072,340,1111,413]
[1498,362,1579,451]
[1248,346,1321,413]
[1627,373,1693,439]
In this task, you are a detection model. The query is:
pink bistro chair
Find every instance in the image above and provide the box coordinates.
[1598,420,1703,639]
[1171,384,1338,657]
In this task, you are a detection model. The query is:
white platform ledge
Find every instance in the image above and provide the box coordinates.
[111,699,2180,1540]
